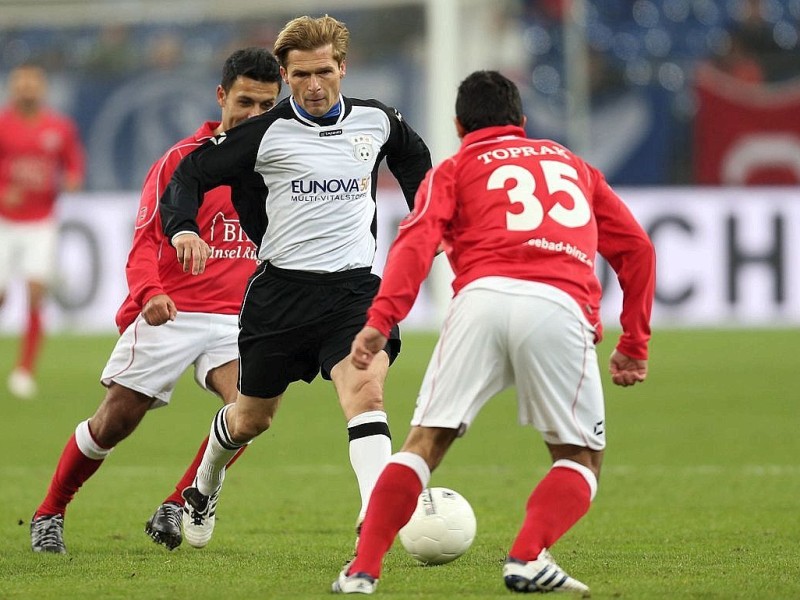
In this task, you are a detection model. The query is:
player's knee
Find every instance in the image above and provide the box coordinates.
[27,283,47,307]
[88,415,136,447]
[92,385,151,445]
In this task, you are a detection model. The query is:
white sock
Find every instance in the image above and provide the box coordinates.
[196,405,242,496]
[75,420,113,460]
[389,451,431,488]
[75,419,113,460]
[347,410,392,522]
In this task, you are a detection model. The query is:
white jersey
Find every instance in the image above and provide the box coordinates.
[160,95,431,273]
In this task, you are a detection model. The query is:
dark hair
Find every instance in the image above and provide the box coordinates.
[455,70,523,134]
[220,47,281,92]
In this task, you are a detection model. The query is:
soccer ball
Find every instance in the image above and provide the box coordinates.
[398,487,477,565]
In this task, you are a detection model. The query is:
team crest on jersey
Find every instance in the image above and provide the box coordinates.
[351,134,374,162]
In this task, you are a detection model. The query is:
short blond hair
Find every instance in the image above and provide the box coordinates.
[273,15,350,68]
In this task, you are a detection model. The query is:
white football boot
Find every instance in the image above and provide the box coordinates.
[504,548,591,596]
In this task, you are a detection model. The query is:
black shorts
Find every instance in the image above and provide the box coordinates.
[238,262,401,398]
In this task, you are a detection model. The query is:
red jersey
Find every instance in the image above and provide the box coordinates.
[0,106,85,221]
[115,122,258,332]
[367,125,656,359]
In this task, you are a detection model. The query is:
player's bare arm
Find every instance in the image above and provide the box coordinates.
[171,232,210,275]
[141,294,178,326]
[350,326,388,370]
[609,349,648,387]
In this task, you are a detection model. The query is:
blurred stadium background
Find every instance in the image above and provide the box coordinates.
[1,0,799,334]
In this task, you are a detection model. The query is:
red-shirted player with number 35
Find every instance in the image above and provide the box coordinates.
[334,71,656,596]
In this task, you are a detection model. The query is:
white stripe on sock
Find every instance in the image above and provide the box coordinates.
[552,458,598,500]
[347,410,388,429]
[389,451,431,488]
[75,419,112,460]
[197,406,237,496]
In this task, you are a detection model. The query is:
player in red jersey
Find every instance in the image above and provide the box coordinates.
[333,71,656,596]
[0,64,86,399]
[29,48,281,555]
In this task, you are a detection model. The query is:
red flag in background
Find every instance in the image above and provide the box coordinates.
[694,63,800,185]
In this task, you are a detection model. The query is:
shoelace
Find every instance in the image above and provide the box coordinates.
[188,491,219,525]
[161,505,182,530]
[32,516,64,548]
[189,509,205,526]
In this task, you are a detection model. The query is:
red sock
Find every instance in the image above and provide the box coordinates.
[162,436,247,505]
[349,463,423,579]
[508,466,592,561]
[19,307,43,373]
[35,434,104,518]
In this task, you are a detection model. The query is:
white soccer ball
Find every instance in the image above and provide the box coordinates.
[398,487,477,565]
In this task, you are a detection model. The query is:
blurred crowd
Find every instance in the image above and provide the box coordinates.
[1,0,798,187]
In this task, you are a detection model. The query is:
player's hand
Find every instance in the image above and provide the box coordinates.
[173,233,210,275]
[141,294,177,326]
[609,349,648,387]
[351,326,388,370]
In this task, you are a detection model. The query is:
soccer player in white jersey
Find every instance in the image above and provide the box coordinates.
[333,71,656,595]
[159,15,431,550]
[30,48,281,554]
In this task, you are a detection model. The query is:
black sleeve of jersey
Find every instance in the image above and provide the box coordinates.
[230,174,268,250]
[159,116,269,241]
[377,103,432,210]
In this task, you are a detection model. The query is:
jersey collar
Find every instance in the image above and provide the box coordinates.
[461,124,526,148]
[290,95,345,127]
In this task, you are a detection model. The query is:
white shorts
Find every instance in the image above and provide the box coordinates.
[0,217,57,290]
[101,311,239,409]
[411,277,606,450]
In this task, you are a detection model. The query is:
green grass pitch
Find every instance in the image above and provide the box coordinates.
[2,329,799,598]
